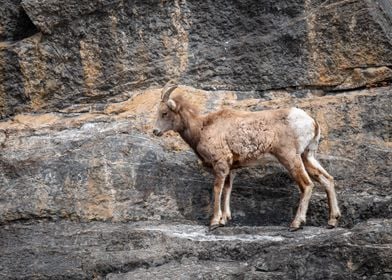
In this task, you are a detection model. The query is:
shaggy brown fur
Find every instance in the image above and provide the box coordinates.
[153,84,341,231]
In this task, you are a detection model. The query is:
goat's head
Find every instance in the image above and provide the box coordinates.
[153,81,182,136]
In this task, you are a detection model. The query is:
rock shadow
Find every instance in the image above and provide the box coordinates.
[134,149,212,224]
[134,147,304,227]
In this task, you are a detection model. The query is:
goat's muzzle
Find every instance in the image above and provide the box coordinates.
[153,129,163,137]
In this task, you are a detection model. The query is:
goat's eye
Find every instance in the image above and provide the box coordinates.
[161,112,168,118]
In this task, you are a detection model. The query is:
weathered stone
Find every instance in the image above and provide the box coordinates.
[334,66,392,90]
[0,0,38,41]
[1,0,392,116]
[1,219,391,279]
[1,0,392,278]
[0,86,391,228]
[21,0,123,34]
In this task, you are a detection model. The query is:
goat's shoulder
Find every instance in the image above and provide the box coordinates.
[203,108,248,125]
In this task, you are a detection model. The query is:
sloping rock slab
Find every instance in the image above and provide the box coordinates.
[0,219,391,279]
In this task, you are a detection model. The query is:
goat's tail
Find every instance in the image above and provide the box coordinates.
[305,120,321,154]
[302,120,333,180]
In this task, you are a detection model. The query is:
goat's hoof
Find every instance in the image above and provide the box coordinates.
[327,221,338,229]
[327,218,339,229]
[209,224,220,231]
[219,217,229,226]
[288,226,303,232]
[289,220,304,232]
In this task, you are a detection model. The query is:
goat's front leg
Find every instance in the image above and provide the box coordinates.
[220,171,235,226]
[210,175,225,230]
[210,161,229,231]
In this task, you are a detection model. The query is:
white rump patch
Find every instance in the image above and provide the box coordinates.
[287,108,316,153]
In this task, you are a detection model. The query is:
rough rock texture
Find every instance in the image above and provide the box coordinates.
[1,86,391,227]
[1,219,392,279]
[1,0,392,117]
[1,85,391,279]
[1,0,392,279]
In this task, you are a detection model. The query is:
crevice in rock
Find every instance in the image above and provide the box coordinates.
[92,261,150,279]
[92,254,183,279]
[11,6,39,42]
[330,80,392,93]
[266,75,392,96]
[339,64,392,70]
[0,215,58,226]
[198,75,392,97]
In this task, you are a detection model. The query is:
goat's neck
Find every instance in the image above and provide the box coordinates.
[178,108,203,153]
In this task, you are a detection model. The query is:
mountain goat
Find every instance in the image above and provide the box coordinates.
[153,82,341,231]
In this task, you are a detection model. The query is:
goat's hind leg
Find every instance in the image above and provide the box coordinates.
[276,153,314,231]
[302,151,341,228]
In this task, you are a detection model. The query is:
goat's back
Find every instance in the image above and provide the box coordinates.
[199,107,317,162]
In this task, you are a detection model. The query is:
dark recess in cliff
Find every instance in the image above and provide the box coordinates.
[12,7,38,41]
[0,1,38,42]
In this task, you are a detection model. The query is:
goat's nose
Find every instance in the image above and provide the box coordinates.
[153,129,161,136]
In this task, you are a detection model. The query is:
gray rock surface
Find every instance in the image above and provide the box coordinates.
[1,0,392,117]
[0,84,391,279]
[1,219,391,279]
[0,0,391,279]
[1,86,391,228]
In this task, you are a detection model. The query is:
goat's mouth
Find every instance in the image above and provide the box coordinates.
[153,129,163,137]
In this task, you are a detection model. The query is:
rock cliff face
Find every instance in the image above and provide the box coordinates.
[0,0,391,279]
[2,0,392,117]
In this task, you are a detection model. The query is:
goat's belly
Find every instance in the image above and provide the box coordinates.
[232,153,279,169]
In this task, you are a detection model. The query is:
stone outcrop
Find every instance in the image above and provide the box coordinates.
[0,0,391,279]
[0,85,391,228]
[1,0,392,117]
[1,219,392,279]
[1,85,391,279]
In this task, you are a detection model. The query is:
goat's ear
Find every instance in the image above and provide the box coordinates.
[166,99,177,111]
